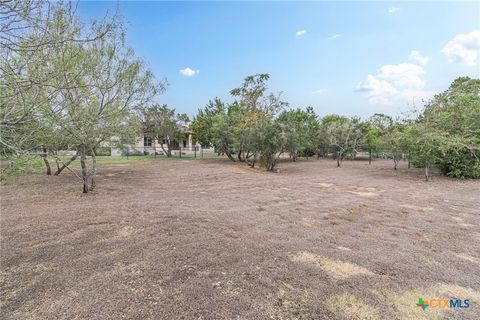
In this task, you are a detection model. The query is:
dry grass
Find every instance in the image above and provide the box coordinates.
[399,204,434,212]
[291,251,374,280]
[265,289,323,320]
[347,186,380,197]
[326,293,380,320]
[1,158,479,319]
[455,253,480,264]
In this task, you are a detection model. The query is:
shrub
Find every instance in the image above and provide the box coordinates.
[121,149,144,156]
[439,147,480,179]
[95,147,111,156]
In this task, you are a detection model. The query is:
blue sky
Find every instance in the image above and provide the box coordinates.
[78,1,480,119]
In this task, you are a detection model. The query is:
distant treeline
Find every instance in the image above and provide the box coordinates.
[190,75,480,180]
[1,2,478,194]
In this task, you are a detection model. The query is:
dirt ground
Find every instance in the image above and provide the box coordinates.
[1,158,479,319]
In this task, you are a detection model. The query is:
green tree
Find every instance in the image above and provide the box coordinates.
[422,77,480,178]
[257,118,284,171]
[402,122,446,181]
[365,113,393,163]
[40,15,161,192]
[142,104,189,157]
[277,107,319,161]
[191,74,286,168]
[0,1,115,156]
[190,98,237,161]
[229,74,287,162]
[321,116,365,167]
[379,122,405,170]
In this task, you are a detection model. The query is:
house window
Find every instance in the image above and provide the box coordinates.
[144,136,152,147]
[183,140,187,148]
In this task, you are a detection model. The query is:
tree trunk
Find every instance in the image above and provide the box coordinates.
[408,151,411,169]
[369,149,372,165]
[42,148,51,175]
[80,147,88,193]
[225,150,236,162]
[425,166,429,181]
[159,142,170,157]
[157,137,172,158]
[55,154,61,172]
[264,154,274,171]
[237,150,244,162]
[237,139,245,162]
[55,153,78,175]
[336,149,343,167]
[90,148,97,191]
[268,152,282,171]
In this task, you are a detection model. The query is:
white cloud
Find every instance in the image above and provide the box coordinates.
[441,30,480,66]
[408,50,430,65]
[356,75,398,105]
[388,7,400,14]
[356,60,434,106]
[296,30,307,37]
[377,63,426,88]
[312,89,326,95]
[328,34,341,40]
[179,67,199,77]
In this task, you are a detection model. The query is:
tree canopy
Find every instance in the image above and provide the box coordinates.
[1,2,478,188]
[191,76,479,178]
[0,0,163,191]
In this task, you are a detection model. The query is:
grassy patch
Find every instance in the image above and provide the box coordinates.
[291,251,374,280]
[326,293,380,320]
[265,289,321,320]
[1,153,225,182]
